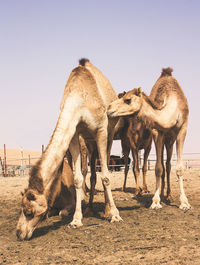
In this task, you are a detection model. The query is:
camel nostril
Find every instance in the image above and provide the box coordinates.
[16,229,22,239]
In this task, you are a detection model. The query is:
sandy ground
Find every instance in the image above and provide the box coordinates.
[0,168,200,265]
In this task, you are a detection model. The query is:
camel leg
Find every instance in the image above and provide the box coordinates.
[96,127,122,222]
[80,148,89,195]
[123,152,130,192]
[142,145,151,194]
[160,145,165,201]
[165,142,173,201]
[151,132,164,209]
[68,133,83,228]
[121,139,130,191]
[66,150,73,170]
[176,125,191,210]
[131,149,140,196]
[85,147,98,216]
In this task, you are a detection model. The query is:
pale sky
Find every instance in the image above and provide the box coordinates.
[0,0,200,155]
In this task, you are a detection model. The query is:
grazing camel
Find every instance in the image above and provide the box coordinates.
[108,67,191,211]
[114,92,152,195]
[16,58,121,240]
[16,158,76,240]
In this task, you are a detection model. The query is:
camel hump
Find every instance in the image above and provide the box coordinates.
[161,67,173,77]
[79,58,90,66]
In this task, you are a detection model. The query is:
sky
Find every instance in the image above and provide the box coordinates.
[0,0,200,156]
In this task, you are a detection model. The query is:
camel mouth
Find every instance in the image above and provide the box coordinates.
[107,110,115,118]
[107,105,118,117]
[16,212,46,241]
[16,228,34,241]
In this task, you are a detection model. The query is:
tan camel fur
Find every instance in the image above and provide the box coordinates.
[16,158,76,240]
[108,68,191,211]
[115,92,152,195]
[16,59,121,240]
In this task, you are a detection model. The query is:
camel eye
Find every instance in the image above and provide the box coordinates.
[124,98,131,105]
[24,211,34,219]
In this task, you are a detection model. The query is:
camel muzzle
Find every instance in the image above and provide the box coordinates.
[16,229,32,241]
[107,106,115,118]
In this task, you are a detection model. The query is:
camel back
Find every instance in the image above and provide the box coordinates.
[61,60,117,110]
[84,60,118,105]
[150,68,188,111]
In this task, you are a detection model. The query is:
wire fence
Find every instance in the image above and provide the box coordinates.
[0,152,200,177]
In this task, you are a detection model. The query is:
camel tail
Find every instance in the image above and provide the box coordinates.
[161,67,173,77]
[79,58,90,66]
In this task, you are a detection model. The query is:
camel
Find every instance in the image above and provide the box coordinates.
[108,67,191,211]
[114,92,152,195]
[16,158,76,240]
[66,134,89,195]
[16,58,121,240]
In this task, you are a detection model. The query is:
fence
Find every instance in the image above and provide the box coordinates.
[0,156,40,177]
[145,152,200,171]
[0,152,200,177]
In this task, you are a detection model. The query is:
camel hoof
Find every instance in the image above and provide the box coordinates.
[179,203,192,212]
[150,201,162,209]
[134,187,142,197]
[110,215,123,223]
[68,219,83,228]
[142,189,150,195]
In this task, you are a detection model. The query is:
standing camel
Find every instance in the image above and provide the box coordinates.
[114,92,152,195]
[16,59,121,240]
[108,68,191,211]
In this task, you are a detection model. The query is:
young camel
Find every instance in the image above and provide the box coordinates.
[115,92,152,195]
[16,59,121,240]
[66,134,89,195]
[108,68,191,211]
[16,158,76,240]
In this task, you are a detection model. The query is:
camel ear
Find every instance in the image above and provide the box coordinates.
[21,188,27,197]
[137,87,142,96]
[118,91,126,99]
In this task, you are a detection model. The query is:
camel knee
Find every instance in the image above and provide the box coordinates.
[102,177,110,186]
[155,165,163,178]
[74,175,83,189]
[176,163,184,177]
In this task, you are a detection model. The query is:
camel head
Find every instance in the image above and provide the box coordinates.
[108,87,143,117]
[16,188,47,240]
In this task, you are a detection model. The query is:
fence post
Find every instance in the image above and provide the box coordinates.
[20,148,24,176]
[4,144,7,177]
[28,155,31,168]
[148,160,150,170]
[0,157,5,177]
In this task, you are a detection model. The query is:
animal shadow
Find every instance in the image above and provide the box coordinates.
[133,193,154,208]
[112,187,135,193]
[83,202,108,220]
[31,214,73,240]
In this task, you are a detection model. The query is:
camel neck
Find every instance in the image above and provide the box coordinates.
[138,96,179,131]
[38,98,80,186]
